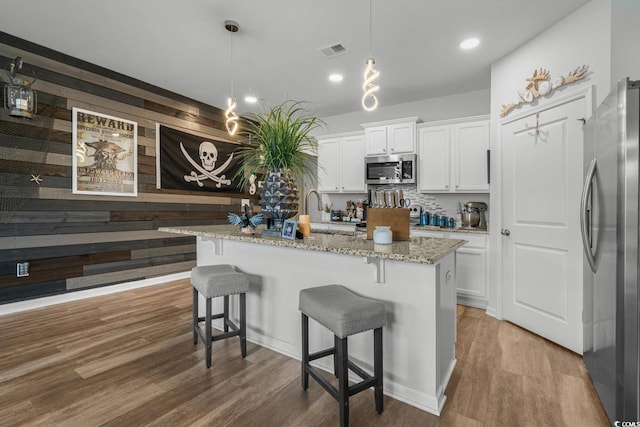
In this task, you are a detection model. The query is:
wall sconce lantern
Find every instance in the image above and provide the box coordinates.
[3,57,37,119]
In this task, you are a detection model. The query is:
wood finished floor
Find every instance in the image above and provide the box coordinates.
[0,279,609,426]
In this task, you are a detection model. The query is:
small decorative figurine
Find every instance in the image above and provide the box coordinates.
[228,204,264,234]
[356,200,364,220]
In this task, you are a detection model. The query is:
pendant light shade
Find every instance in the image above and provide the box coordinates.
[225,96,238,135]
[362,57,379,111]
[362,0,379,111]
[225,20,239,136]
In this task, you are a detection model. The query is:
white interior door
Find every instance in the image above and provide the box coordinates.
[501,98,585,353]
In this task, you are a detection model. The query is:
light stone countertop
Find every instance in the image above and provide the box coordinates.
[312,220,489,235]
[159,224,466,265]
[410,225,489,235]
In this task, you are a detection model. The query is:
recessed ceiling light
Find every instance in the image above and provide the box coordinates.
[460,38,480,50]
[329,74,343,83]
[244,96,257,103]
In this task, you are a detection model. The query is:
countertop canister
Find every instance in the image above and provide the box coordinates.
[373,226,392,245]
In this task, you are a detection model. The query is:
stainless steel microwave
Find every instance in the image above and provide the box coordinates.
[365,154,416,185]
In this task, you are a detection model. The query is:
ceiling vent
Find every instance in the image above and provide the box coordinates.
[319,42,348,59]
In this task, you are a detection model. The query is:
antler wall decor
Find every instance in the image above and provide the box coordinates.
[500,65,588,117]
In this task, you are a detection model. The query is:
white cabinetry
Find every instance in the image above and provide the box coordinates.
[418,116,490,193]
[317,132,365,193]
[417,125,450,191]
[411,229,488,309]
[362,117,419,156]
[454,234,488,308]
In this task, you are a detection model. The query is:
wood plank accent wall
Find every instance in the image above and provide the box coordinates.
[0,32,256,304]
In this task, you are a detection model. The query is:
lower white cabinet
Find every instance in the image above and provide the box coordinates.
[317,132,365,193]
[411,229,488,308]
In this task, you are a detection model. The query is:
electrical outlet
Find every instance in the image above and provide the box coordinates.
[16,262,29,277]
[241,199,250,211]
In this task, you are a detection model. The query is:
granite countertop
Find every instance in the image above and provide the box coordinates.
[313,220,489,235]
[159,224,466,265]
[410,225,489,235]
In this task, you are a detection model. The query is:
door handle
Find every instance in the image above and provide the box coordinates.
[580,159,597,273]
[501,228,510,236]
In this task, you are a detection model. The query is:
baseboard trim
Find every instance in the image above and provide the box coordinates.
[456,294,488,309]
[0,272,190,316]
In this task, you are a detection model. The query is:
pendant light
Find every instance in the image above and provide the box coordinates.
[362,0,380,111]
[225,20,239,136]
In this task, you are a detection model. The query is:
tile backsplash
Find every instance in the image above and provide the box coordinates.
[319,184,489,223]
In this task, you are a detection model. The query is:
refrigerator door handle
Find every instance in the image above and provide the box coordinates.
[580,159,597,273]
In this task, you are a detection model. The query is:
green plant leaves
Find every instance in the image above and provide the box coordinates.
[234,100,323,190]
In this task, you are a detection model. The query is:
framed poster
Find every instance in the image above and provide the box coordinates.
[156,124,248,193]
[72,107,138,196]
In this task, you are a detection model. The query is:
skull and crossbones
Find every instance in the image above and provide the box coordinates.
[199,141,218,172]
[181,140,233,188]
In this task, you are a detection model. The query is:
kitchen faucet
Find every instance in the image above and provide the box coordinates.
[304,189,323,215]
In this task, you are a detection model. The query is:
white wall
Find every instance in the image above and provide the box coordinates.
[317,89,490,135]
[490,0,611,118]
[611,0,640,86]
[487,0,612,318]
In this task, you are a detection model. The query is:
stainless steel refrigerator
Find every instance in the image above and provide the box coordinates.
[582,77,640,423]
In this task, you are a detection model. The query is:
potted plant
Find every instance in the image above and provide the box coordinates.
[322,203,333,222]
[235,100,322,234]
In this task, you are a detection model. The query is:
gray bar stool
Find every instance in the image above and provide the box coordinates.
[299,284,387,427]
[191,264,249,368]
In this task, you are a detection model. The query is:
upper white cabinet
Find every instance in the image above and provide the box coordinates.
[417,125,451,191]
[454,120,491,192]
[317,132,365,193]
[418,116,490,193]
[362,117,420,156]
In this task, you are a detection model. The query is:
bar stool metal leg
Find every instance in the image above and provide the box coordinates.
[205,297,212,368]
[374,327,383,414]
[240,293,247,357]
[337,336,349,427]
[301,313,309,390]
[223,295,230,332]
[334,335,340,377]
[192,287,199,344]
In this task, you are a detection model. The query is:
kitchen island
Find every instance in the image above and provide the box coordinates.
[159,224,465,415]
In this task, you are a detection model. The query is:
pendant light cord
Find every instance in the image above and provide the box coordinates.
[369,0,373,56]
[229,30,234,98]
[362,0,379,111]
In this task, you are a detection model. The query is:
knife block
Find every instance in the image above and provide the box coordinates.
[366,208,410,240]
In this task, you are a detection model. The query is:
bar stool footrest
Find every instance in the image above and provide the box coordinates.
[309,347,335,362]
[303,352,380,400]
[194,319,241,342]
[197,313,225,322]
[305,365,340,401]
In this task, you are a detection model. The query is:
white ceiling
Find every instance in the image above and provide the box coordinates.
[0,0,591,118]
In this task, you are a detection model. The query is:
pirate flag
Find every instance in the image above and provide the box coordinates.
[157,125,245,193]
